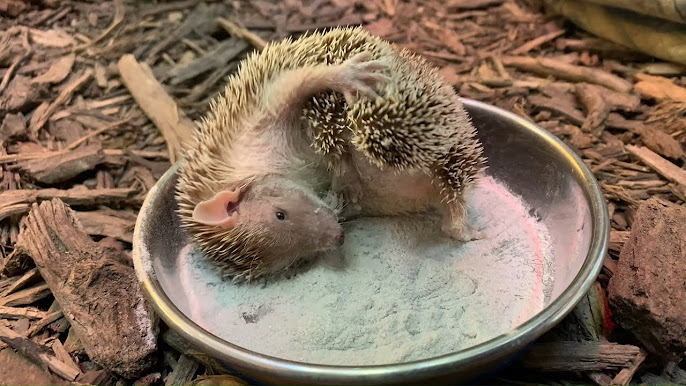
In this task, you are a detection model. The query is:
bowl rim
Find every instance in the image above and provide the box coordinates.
[132,98,609,382]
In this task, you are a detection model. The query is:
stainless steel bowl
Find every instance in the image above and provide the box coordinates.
[132,98,609,385]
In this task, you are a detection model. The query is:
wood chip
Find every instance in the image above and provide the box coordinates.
[0,186,136,221]
[75,210,134,243]
[640,126,685,160]
[511,29,564,55]
[169,37,249,85]
[145,2,219,61]
[0,306,47,320]
[447,0,504,9]
[63,327,85,356]
[27,28,76,48]
[609,230,631,254]
[434,29,466,56]
[0,267,42,298]
[502,56,633,93]
[0,282,51,307]
[1,112,27,141]
[521,341,642,372]
[215,17,267,50]
[50,339,81,376]
[0,324,80,381]
[24,309,64,339]
[634,73,686,102]
[0,345,70,385]
[0,75,47,114]
[165,354,200,386]
[14,199,158,378]
[31,53,76,85]
[626,145,686,189]
[14,143,104,185]
[528,94,584,126]
[161,329,229,375]
[118,54,196,163]
[28,69,93,136]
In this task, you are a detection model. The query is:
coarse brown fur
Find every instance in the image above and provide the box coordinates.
[175,27,486,282]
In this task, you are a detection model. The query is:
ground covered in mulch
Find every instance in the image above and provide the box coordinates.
[1,0,686,385]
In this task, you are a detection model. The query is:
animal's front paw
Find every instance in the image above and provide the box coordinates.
[335,52,391,105]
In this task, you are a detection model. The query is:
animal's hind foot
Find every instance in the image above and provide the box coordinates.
[334,51,391,105]
[441,220,485,242]
[439,198,485,242]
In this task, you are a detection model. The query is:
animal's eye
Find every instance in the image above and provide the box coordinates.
[275,211,286,221]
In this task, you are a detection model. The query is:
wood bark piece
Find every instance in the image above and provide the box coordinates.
[215,17,267,50]
[575,83,641,133]
[0,266,42,297]
[502,56,633,93]
[0,343,70,385]
[31,53,76,85]
[639,127,685,160]
[528,94,585,125]
[634,72,686,102]
[612,348,647,386]
[161,329,229,375]
[448,0,504,9]
[1,112,27,141]
[0,281,51,307]
[607,198,686,359]
[14,199,159,378]
[118,54,195,163]
[25,309,64,339]
[626,145,686,189]
[28,69,93,136]
[521,341,641,371]
[75,210,134,243]
[145,2,220,62]
[14,143,105,184]
[51,339,81,377]
[168,37,249,85]
[0,305,47,319]
[510,29,565,55]
[0,186,136,222]
[0,324,80,381]
[0,75,46,114]
[165,354,200,386]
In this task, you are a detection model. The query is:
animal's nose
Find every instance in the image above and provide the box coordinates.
[336,231,345,246]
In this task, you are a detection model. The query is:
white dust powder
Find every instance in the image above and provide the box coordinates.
[176,175,554,366]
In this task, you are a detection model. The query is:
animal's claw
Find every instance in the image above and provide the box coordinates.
[335,51,390,105]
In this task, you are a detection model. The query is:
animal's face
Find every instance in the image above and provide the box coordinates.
[192,177,344,272]
[243,184,344,266]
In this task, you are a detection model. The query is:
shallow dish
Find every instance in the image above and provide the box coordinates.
[132,98,609,385]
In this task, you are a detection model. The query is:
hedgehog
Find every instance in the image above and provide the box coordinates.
[175,26,487,283]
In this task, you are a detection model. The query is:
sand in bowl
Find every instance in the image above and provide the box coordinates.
[175,175,555,366]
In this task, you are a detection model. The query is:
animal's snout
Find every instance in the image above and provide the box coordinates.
[336,231,345,246]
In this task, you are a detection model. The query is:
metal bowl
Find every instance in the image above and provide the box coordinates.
[132,98,609,385]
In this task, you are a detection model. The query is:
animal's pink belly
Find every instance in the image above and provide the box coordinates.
[351,151,438,216]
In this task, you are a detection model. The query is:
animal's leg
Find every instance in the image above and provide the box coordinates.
[432,142,486,241]
[263,52,390,123]
[347,74,486,240]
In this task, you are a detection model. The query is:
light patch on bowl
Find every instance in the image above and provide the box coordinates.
[172,175,555,366]
[135,239,155,284]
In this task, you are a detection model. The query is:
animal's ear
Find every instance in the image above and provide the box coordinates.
[192,187,243,228]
